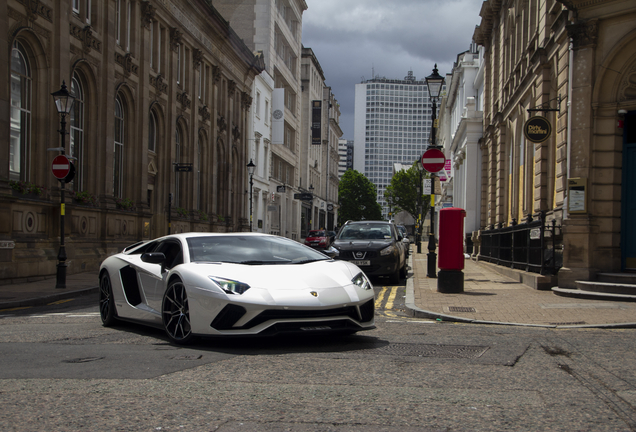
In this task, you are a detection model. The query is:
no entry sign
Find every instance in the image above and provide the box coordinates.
[421,148,446,173]
[52,155,71,179]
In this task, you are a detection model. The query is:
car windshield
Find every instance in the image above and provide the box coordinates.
[338,224,392,240]
[187,235,329,264]
[308,230,326,237]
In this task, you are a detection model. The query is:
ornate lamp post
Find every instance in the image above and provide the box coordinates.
[51,81,76,289]
[247,159,255,232]
[425,65,445,278]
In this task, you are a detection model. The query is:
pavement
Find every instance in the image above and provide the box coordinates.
[1,252,636,328]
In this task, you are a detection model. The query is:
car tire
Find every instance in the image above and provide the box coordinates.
[162,278,195,345]
[99,271,118,327]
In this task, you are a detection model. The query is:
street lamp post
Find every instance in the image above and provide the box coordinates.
[247,159,255,232]
[416,165,423,254]
[425,64,445,279]
[51,81,76,289]
[308,184,314,231]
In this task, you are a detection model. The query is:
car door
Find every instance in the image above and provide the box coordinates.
[138,239,183,313]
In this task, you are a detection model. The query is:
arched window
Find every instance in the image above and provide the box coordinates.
[10,41,32,181]
[114,95,124,198]
[148,110,157,152]
[71,73,85,190]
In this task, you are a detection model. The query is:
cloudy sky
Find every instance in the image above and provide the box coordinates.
[301,0,484,139]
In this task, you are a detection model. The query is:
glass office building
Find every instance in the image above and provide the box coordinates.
[353,71,432,220]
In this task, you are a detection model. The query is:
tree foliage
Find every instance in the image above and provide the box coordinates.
[384,161,431,222]
[338,170,383,222]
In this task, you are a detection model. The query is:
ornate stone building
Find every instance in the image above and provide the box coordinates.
[1,0,263,283]
[473,0,636,286]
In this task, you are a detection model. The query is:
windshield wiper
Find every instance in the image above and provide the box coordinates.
[238,259,291,265]
[292,259,326,264]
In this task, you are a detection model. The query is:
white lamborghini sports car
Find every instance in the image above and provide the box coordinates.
[99,232,375,344]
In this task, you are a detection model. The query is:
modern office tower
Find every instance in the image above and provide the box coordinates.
[353,71,432,219]
[338,139,354,179]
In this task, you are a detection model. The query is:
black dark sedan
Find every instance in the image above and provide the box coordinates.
[331,221,407,284]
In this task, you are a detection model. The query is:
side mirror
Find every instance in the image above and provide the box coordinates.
[322,246,339,259]
[141,252,166,264]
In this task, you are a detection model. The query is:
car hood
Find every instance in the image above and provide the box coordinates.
[187,260,360,291]
[333,240,392,251]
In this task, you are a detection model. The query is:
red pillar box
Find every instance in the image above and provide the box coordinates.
[437,207,466,293]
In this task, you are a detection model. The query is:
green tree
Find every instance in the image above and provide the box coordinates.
[384,161,431,223]
[338,170,383,222]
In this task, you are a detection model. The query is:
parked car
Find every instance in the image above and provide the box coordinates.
[98,232,376,344]
[304,230,332,250]
[396,225,410,258]
[331,220,407,284]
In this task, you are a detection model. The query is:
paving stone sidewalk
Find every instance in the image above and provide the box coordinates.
[406,251,636,328]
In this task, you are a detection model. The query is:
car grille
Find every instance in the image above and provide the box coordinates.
[210,301,375,331]
[339,250,379,259]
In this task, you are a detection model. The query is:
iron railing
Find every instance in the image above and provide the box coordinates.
[478,212,561,275]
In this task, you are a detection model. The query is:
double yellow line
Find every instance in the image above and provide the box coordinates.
[375,286,399,317]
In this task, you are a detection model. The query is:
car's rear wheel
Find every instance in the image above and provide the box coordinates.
[99,271,117,326]
[162,279,195,345]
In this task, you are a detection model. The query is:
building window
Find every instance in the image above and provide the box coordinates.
[148,110,157,153]
[10,41,31,182]
[114,95,124,198]
[70,73,85,191]
[116,0,121,45]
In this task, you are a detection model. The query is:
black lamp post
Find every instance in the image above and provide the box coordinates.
[247,159,255,232]
[416,163,423,254]
[425,64,445,279]
[309,184,314,230]
[51,81,75,289]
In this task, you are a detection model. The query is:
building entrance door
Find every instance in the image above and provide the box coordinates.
[622,112,636,270]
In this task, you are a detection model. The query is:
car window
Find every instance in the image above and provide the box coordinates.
[187,235,329,264]
[155,241,183,270]
[338,224,393,240]
[308,230,325,237]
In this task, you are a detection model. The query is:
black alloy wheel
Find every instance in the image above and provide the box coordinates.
[99,271,117,326]
[162,279,195,344]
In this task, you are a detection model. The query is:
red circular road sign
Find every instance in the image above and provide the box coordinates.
[51,155,71,179]
[421,148,446,173]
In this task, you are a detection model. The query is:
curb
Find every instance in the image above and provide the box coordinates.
[0,287,99,310]
[404,264,636,330]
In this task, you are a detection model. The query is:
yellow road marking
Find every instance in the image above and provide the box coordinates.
[47,299,73,306]
[375,287,388,308]
[0,307,31,312]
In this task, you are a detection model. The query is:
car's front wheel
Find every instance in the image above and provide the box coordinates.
[99,271,117,326]
[162,279,195,345]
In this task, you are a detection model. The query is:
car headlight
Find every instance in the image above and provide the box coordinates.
[380,245,396,256]
[352,272,372,290]
[209,276,250,295]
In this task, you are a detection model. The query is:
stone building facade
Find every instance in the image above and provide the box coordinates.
[215,0,308,240]
[473,0,636,286]
[1,0,263,283]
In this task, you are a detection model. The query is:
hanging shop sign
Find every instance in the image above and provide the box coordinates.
[523,116,552,143]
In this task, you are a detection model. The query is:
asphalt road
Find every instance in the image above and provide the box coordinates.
[1,279,635,431]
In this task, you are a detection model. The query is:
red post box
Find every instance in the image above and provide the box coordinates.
[438,207,466,270]
[437,207,466,293]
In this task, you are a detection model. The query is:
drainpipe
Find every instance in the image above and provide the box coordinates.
[564,38,574,220]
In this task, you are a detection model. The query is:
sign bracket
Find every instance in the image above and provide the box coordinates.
[527,94,561,115]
